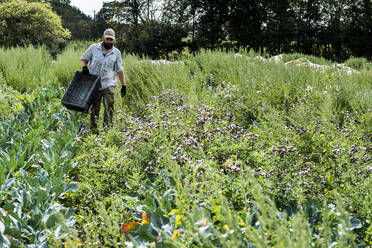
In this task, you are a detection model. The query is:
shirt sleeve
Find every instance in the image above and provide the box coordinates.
[115,51,124,73]
[81,45,94,61]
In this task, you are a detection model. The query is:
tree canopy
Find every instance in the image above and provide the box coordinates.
[0,0,71,47]
[90,0,371,60]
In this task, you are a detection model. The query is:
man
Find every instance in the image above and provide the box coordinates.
[80,28,126,132]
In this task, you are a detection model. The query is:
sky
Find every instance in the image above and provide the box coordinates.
[70,0,106,17]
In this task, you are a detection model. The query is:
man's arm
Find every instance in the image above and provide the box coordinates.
[81,60,88,67]
[117,71,126,86]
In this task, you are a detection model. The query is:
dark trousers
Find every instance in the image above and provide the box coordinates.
[90,86,115,130]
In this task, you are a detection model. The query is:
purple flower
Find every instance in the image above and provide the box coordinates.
[333,148,341,154]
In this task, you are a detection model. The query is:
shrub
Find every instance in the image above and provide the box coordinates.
[0,76,23,120]
[344,57,372,71]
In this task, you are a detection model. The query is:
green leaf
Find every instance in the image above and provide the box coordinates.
[349,217,362,230]
[0,221,5,233]
[0,231,10,248]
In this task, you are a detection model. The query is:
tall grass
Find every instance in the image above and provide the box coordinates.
[50,45,86,87]
[281,53,335,65]
[344,57,372,71]
[122,49,371,123]
[0,46,51,92]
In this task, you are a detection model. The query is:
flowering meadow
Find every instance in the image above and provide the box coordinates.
[0,45,371,247]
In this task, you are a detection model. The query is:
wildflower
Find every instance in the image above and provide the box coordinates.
[168,209,179,215]
[333,148,341,154]
[121,222,139,233]
[171,230,181,240]
[0,208,8,215]
[141,212,151,224]
[349,145,359,155]
[349,157,358,164]
[64,240,83,247]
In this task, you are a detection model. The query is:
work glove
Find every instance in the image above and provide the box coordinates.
[121,85,126,97]
[82,66,89,75]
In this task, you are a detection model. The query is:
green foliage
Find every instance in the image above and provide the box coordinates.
[0,86,85,246]
[0,79,23,120]
[122,21,188,59]
[50,43,87,86]
[282,53,334,65]
[68,50,370,246]
[0,46,371,246]
[95,0,371,60]
[0,0,71,47]
[48,0,94,41]
[344,57,372,71]
[0,46,52,92]
[0,170,76,247]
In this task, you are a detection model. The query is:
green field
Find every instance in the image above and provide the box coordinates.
[0,45,371,247]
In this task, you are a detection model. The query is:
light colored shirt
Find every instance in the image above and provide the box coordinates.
[81,42,123,90]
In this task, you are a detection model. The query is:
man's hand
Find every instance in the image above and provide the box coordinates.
[82,66,89,75]
[121,85,126,97]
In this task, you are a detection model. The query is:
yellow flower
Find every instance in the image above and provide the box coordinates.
[63,240,83,247]
[141,212,151,224]
[171,230,181,240]
[168,209,179,215]
[175,215,183,228]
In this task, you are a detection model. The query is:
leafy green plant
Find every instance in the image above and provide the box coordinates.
[0,79,23,120]
[0,170,77,247]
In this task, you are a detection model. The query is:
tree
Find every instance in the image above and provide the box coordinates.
[22,0,95,41]
[342,0,372,59]
[94,1,116,38]
[96,0,188,58]
[47,0,94,41]
[0,0,71,47]
[228,0,267,50]
[289,0,324,54]
[193,0,231,49]
[263,0,296,54]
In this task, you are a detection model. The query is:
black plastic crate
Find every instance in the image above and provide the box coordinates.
[61,71,101,113]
